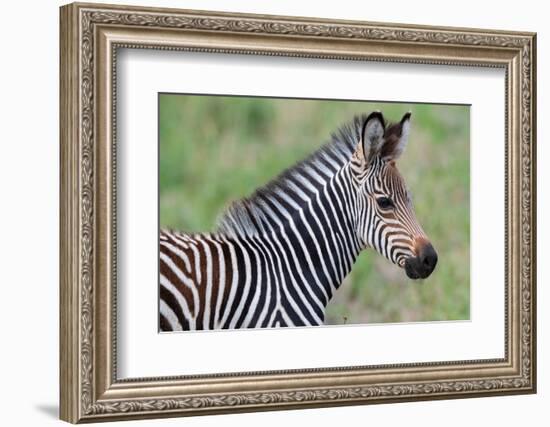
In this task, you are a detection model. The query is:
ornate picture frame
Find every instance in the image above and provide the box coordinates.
[60,2,536,423]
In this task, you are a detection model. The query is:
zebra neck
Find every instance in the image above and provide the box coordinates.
[254,164,363,305]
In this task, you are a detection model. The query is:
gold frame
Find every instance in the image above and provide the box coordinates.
[59,2,537,423]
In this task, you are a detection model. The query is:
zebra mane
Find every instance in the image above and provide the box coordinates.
[216,114,367,239]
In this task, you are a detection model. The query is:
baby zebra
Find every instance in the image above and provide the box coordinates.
[159,112,437,331]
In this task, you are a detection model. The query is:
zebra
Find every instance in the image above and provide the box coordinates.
[159,111,438,331]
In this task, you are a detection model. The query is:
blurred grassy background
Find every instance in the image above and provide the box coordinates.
[159,94,470,324]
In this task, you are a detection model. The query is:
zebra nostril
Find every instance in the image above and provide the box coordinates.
[419,243,437,271]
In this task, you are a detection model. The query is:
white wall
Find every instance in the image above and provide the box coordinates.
[0,0,546,426]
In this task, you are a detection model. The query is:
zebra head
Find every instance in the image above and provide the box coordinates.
[351,111,438,280]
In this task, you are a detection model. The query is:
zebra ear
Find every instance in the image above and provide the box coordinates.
[360,111,385,164]
[380,112,411,161]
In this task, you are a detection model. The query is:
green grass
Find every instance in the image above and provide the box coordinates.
[159,94,470,324]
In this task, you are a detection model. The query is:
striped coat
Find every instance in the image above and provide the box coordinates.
[160,112,437,331]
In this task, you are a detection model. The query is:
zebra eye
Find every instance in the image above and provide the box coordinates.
[376,197,394,210]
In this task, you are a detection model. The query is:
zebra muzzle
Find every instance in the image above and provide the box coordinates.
[404,242,438,279]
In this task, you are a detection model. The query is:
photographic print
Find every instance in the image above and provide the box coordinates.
[159,95,470,331]
[60,4,535,421]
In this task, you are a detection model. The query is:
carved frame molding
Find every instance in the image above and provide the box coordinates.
[60,2,536,423]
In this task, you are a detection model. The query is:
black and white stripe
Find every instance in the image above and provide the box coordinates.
[160,112,431,331]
